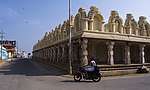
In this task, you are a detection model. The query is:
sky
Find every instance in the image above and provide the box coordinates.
[0,0,150,53]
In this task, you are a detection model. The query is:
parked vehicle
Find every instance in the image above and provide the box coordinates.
[74,66,101,82]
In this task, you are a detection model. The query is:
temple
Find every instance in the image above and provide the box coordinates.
[33,6,150,75]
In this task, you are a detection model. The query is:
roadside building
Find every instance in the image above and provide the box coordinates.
[0,40,16,58]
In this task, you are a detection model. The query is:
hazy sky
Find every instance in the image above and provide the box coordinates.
[0,0,150,53]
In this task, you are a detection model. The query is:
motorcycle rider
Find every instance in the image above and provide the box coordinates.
[84,58,97,78]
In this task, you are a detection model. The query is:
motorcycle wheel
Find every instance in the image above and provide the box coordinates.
[92,73,101,82]
[74,73,82,82]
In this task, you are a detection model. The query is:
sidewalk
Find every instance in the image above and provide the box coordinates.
[0,59,12,67]
[0,61,7,67]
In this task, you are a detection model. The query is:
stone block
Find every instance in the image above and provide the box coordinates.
[137,65,149,73]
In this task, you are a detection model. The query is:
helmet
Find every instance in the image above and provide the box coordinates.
[90,60,96,66]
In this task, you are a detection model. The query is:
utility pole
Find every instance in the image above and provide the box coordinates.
[0,30,5,60]
[68,0,72,75]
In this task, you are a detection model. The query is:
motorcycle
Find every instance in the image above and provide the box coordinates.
[74,66,101,82]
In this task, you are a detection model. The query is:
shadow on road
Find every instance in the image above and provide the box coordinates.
[60,80,95,83]
[0,59,67,76]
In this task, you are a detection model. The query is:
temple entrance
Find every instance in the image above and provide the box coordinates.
[130,44,140,64]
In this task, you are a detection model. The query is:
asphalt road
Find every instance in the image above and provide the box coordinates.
[0,59,150,90]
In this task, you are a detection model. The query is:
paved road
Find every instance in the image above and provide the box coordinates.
[0,59,150,90]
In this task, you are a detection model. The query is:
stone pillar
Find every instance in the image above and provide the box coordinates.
[82,18,88,30]
[59,45,62,63]
[40,50,42,59]
[39,51,40,59]
[47,49,49,60]
[140,29,146,36]
[50,47,53,62]
[39,51,41,59]
[46,49,47,60]
[44,49,47,60]
[63,44,67,63]
[42,50,44,59]
[59,46,61,63]
[126,26,132,34]
[45,49,47,60]
[46,49,48,60]
[140,44,145,64]
[81,38,88,66]
[112,23,115,32]
[107,42,115,65]
[88,20,93,31]
[49,49,51,61]
[52,48,55,63]
[57,46,60,63]
[53,47,56,63]
[125,43,131,64]
[61,44,65,63]
[49,48,51,61]
[40,51,42,59]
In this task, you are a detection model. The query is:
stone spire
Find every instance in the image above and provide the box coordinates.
[124,14,137,35]
[138,16,150,36]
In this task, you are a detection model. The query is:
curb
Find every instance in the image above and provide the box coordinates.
[61,75,74,78]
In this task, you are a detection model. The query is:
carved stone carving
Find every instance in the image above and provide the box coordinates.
[58,24,62,40]
[106,42,115,65]
[125,43,131,64]
[78,7,86,18]
[139,44,145,64]
[75,7,86,32]
[107,11,123,33]
[124,14,138,35]
[88,6,104,31]
[81,38,88,66]
[138,16,150,36]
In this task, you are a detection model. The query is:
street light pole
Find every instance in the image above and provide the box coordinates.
[0,30,4,60]
[69,0,72,75]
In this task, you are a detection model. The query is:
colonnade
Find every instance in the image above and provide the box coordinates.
[33,38,150,68]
